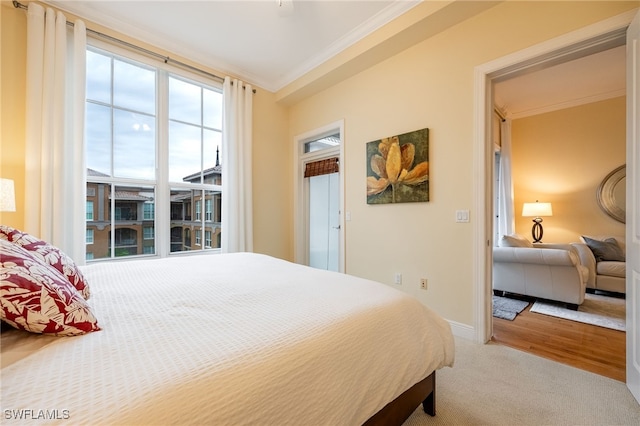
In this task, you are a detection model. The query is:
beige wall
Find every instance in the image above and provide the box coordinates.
[1,2,26,230]
[511,97,626,243]
[251,90,292,259]
[0,1,292,260]
[286,1,637,326]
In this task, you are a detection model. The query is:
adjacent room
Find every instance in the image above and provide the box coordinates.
[2,1,640,424]
[490,47,627,381]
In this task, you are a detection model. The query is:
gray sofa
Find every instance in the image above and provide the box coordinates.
[572,235,626,294]
[493,235,589,310]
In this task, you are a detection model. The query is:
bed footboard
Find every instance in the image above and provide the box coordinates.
[362,371,436,426]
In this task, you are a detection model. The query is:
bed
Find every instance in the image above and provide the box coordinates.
[1,242,454,425]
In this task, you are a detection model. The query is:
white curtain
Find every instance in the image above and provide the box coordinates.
[221,77,253,253]
[25,4,87,262]
[497,118,515,239]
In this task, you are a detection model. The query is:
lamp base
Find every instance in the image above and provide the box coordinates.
[531,218,543,243]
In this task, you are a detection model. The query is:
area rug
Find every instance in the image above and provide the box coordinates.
[530,293,625,331]
[492,296,529,320]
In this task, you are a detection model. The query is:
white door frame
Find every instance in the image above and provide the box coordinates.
[473,10,638,344]
[293,120,345,272]
[625,9,640,404]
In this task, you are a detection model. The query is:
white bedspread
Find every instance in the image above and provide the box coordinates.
[1,253,454,425]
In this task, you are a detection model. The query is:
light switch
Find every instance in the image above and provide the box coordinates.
[455,210,470,223]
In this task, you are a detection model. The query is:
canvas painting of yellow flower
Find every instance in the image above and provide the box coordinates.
[366,128,429,204]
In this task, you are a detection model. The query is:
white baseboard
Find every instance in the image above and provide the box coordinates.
[447,319,476,341]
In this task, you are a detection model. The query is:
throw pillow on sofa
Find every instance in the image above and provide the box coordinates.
[582,236,625,262]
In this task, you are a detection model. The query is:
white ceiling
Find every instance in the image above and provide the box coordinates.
[45,0,626,115]
[494,45,626,119]
[47,0,420,92]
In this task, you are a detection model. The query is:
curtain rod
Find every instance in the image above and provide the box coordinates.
[12,1,256,93]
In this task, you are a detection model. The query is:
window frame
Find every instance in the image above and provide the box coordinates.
[85,38,223,262]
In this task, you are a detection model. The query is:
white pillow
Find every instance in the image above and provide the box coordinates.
[499,234,533,248]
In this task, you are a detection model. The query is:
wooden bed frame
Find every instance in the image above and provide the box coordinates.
[363,371,436,425]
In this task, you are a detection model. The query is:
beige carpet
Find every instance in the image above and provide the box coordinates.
[403,338,640,425]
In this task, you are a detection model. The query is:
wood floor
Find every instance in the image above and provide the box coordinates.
[491,298,626,382]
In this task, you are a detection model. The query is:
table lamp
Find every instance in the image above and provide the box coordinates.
[522,201,552,243]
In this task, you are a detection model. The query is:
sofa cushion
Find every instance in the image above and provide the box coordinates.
[597,261,626,279]
[499,234,533,248]
[582,236,625,262]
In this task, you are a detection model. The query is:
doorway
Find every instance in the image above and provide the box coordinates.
[473,9,638,399]
[293,120,345,272]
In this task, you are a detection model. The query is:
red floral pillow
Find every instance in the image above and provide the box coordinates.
[0,225,90,299]
[0,239,101,336]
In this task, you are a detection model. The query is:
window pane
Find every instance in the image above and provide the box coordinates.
[169,121,202,183]
[86,50,111,104]
[114,109,155,179]
[113,59,155,114]
[170,188,195,253]
[86,102,112,176]
[169,188,219,252]
[204,128,221,173]
[86,183,155,260]
[113,185,155,258]
[204,88,222,129]
[86,182,111,260]
[203,189,221,248]
[304,133,341,153]
[169,77,201,125]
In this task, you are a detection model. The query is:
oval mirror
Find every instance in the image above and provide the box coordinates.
[596,165,626,223]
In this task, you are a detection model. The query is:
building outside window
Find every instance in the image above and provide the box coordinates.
[86,201,94,221]
[143,226,154,240]
[205,199,212,221]
[143,202,154,220]
[85,43,222,261]
[195,200,201,221]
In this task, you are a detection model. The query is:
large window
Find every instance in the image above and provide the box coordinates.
[85,44,223,261]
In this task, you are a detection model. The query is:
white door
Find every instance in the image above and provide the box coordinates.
[293,120,345,273]
[308,170,340,271]
[626,10,640,405]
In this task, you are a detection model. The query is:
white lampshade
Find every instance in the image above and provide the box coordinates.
[522,201,552,218]
[0,178,16,212]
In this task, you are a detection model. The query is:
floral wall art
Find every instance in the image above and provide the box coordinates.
[366,128,429,204]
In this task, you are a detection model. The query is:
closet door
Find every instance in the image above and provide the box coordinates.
[308,171,339,271]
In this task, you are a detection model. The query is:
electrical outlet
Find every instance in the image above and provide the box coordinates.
[394,272,402,285]
[420,278,428,290]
